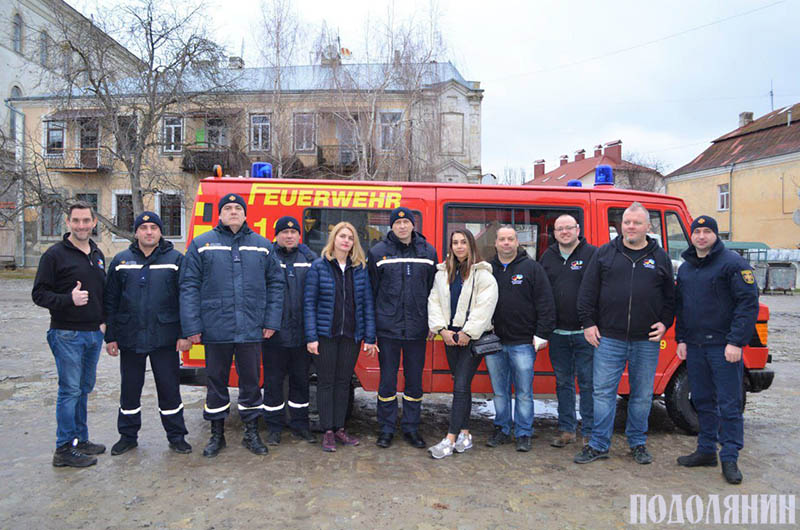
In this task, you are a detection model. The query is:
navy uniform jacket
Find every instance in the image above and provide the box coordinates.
[368,231,437,340]
[104,238,183,353]
[675,239,759,347]
[179,221,285,344]
[266,243,317,348]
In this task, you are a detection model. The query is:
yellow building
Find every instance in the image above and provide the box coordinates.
[666,105,800,248]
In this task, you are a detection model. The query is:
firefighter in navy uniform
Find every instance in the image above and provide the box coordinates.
[368,207,437,449]
[104,212,191,455]
[263,216,318,445]
[675,215,759,485]
[180,193,285,457]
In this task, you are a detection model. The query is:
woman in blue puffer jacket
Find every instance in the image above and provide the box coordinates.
[304,221,378,452]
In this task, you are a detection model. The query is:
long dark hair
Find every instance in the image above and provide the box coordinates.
[446,229,481,284]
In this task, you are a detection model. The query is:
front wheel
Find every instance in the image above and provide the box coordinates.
[664,364,747,435]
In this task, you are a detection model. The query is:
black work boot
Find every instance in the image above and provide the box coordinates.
[53,442,97,468]
[722,461,743,484]
[242,420,268,455]
[203,419,226,458]
[677,450,718,467]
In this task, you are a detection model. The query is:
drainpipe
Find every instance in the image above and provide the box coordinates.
[727,162,735,241]
[5,100,25,267]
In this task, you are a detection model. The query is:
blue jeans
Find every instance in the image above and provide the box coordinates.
[47,329,103,447]
[485,343,536,437]
[589,337,659,453]
[687,344,743,462]
[549,333,594,437]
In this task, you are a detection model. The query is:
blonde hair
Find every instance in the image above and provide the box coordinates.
[321,221,367,268]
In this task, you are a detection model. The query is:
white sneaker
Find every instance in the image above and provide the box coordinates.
[454,432,473,453]
[428,437,454,459]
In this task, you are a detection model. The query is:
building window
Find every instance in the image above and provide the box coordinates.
[205,118,228,147]
[39,31,49,66]
[45,121,65,156]
[293,113,315,151]
[718,231,730,241]
[157,192,184,239]
[113,192,134,233]
[75,193,99,236]
[440,112,464,154]
[12,14,23,54]
[250,114,271,151]
[380,112,402,151]
[116,115,137,154]
[163,116,182,152]
[718,183,730,211]
[41,197,62,238]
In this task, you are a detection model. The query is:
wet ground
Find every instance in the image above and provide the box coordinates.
[1,277,798,529]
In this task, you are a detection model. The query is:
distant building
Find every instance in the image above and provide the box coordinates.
[524,140,665,192]
[666,106,800,248]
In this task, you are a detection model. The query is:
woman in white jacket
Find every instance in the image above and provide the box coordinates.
[427,229,498,459]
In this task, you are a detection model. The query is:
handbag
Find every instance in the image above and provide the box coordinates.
[460,272,503,357]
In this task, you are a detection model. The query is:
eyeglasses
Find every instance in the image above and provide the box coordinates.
[554,225,578,232]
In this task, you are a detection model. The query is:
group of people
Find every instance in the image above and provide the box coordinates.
[33,196,759,485]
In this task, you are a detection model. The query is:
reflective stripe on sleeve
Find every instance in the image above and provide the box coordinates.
[159,403,184,415]
[115,264,143,271]
[287,400,309,408]
[239,246,269,254]
[375,258,435,267]
[150,264,180,271]
[197,245,232,253]
[262,403,285,412]
[204,402,231,413]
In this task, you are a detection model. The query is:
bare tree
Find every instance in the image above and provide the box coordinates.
[17,0,238,240]
[616,152,666,193]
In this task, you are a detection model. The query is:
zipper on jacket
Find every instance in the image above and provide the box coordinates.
[340,263,346,336]
[622,250,650,340]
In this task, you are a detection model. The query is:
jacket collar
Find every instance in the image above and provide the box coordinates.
[612,234,659,255]
[215,220,252,238]
[62,233,99,254]
[128,237,174,260]
[491,246,529,268]
[681,237,725,266]
[547,236,586,258]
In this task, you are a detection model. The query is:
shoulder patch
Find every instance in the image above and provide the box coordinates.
[741,269,755,284]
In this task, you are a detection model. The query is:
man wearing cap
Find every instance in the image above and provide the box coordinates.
[675,215,759,484]
[262,216,318,445]
[368,206,437,448]
[180,193,284,457]
[104,212,191,455]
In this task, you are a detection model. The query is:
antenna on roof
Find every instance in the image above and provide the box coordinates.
[770,80,774,111]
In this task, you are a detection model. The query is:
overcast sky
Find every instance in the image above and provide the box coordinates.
[77,0,800,178]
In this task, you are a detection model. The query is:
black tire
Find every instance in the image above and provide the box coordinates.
[665,365,699,434]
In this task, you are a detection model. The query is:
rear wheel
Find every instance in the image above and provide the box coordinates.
[664,364,747,435]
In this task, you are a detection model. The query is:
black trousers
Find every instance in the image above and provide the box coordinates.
[262,344,311,432]
[118,347,188,443]
[377,338,426,434]
[316,336,359,431]
[204,342,263,423]
[444,344,482,435]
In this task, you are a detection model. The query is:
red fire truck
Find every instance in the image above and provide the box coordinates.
[179,168,773,434]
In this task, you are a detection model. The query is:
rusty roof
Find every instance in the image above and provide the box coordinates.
[669,102,800,177]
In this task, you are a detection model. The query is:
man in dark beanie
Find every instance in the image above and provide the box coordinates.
[675,214,759,484]
[262,216,318,445]
[104,211,191,455]
[368,206,437,449]
[180,192,285,457]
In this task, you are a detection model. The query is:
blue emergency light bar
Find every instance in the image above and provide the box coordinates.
[567,180,583,187]
[595,165,614,186]
[252,162,273,178]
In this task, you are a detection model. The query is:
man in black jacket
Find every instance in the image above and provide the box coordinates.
[675,215,759,484]
[104,212,191,456]
[575,202,675,465]
[540,214,597,449]
[32,201,107,468]
[487,226,555,452]
[263,216,317,445]
[368,207,437,449]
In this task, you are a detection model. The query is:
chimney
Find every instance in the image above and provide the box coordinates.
[228,56,244,69]
[575,149,586,162]
[594,144,602,157]
[603,140,622,161]
[738,112,753,128]
[788,109,793,127]
[559,155,568,166]
[534,159,545,178]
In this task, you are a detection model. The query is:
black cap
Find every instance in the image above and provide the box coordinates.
[390,207,414,228]
[134,211,163,232]
[690,215,719,236]
[274,216,300,235]
[218,193,247,214]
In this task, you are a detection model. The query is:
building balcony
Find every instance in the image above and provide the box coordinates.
[181,148,251,174]
[44,148,113,173]
[316,143,373,176]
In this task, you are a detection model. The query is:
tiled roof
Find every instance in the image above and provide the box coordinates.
[669,102,800,177]
[524,155,659,186]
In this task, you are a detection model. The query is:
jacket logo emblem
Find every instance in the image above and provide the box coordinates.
[511,274,523,285]
[97,258,104,269]
[121,260,126,264]
[643,258,655,269]
[741,270,755,284]
[570,260,583,270]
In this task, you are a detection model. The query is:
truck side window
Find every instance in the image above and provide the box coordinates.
[607,207,663,246]
[444,205,584,261]
[302,208,422,256]
[665,211,690,269]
